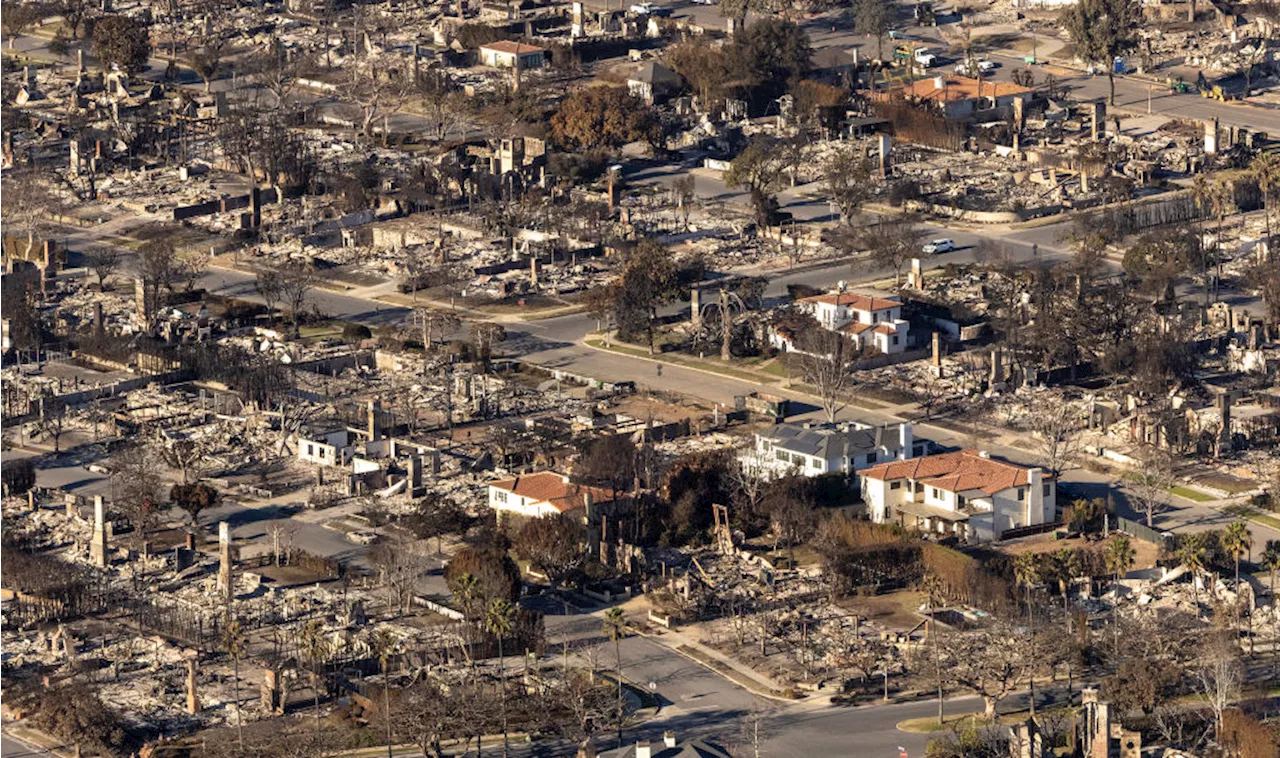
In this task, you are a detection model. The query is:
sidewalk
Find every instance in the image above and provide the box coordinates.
[631,622,798,701]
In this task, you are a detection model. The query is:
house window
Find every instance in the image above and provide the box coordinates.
[810,458,821,470]
[892,336,899,346]
[957,495,966,507]
[1042,483,1051,497]
[495,490,508,503]
[306,443,314,455]
[866,452,877,464]
[890,481,902,490]
[872,312,879,323]
[1017,488,1026,501]
[775,449,790,463]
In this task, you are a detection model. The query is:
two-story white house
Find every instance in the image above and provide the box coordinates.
[487,470,617,519]
[860,449,1055,543]
[742,421,928,480]
[773,290,910,355]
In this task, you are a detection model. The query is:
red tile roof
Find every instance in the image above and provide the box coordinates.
[481,40,547,55]
[838,321,875,335]
[861,449,1043,496]
[801,292,902,311]
[489,471,616,513]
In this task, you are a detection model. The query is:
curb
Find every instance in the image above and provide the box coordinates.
[629,626,800,703]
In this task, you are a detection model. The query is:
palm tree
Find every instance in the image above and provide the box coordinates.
[1209,180,1234,292]
[1223,520,1252,589]
[1262,540,1280,601]
[453,573,479,620]
[300,619,332,745]
[1262,540,1280,676]
[369,628,399,758]
[1054,548,1082,618]
[1013,553,1041,621]
[1250,152,1280,253]
[1179,532,1208,608]
[1190,174,1216,305]
[221,617,247,754]
[601,607,629,749]
[485,598,516,758]
[1105,534,1136,587]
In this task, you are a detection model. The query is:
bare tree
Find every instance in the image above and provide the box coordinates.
[1129,446,1174,527]
[277,260,317,335]
[1027,395,1081,478]
[859,215,927,290]
[85,247,122,290]
[111,442,167,542]
[793,330,859,423]
[940,621,1035,719]
[412,308,461,352]
[1193,633,1242,740]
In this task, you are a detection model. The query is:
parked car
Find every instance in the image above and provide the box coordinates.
[956,58,997,75]
[692,0,716,5]
[922,238,955,254]
[630,2,656,12]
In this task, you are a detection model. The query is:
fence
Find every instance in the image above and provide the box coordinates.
[1116,516,1170,546]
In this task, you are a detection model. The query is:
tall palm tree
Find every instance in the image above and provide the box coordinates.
[1190,174,1216,305]
[1262,540,1280,676]
[369,627,399,758]
[1223,520,1252,589]
[1250,152,1280,253]
[1209,180,1234,291]
[1179,532,1208,608]
[1106,534,1136,586]
[1013,553,1041,621]
[1262,540,1280,601]
[300,619,332,746]
[1054,548,1082,618]
[221,617,247,754]
[601,607,629,749]
[485,598,516,758]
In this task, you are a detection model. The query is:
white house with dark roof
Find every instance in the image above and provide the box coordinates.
[773,289,910,355]
[742,420,927,480]
[860,449,1055,542]
[627,61,680,104]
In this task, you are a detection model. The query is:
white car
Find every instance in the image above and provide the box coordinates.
[955,59,996,75]
[692,0,716,4]
[630,2,657,12]
[922,238,955,254]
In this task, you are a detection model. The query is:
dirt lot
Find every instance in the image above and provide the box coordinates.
[996,532,1161,569]
[836,589,928,631]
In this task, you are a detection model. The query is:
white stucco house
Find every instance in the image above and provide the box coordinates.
[773,290,910,355]
[860,449,1056,542]
[479,41,547,70]
[487,470,617,519]
[741,421,928,480]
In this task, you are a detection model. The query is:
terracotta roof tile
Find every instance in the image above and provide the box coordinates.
[861,449,1041,496]
[489,471,616,513]
[801,292,902,311]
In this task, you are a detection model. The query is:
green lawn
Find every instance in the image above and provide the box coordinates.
[1169,486,1215,502]
[1224,505,1280,531]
